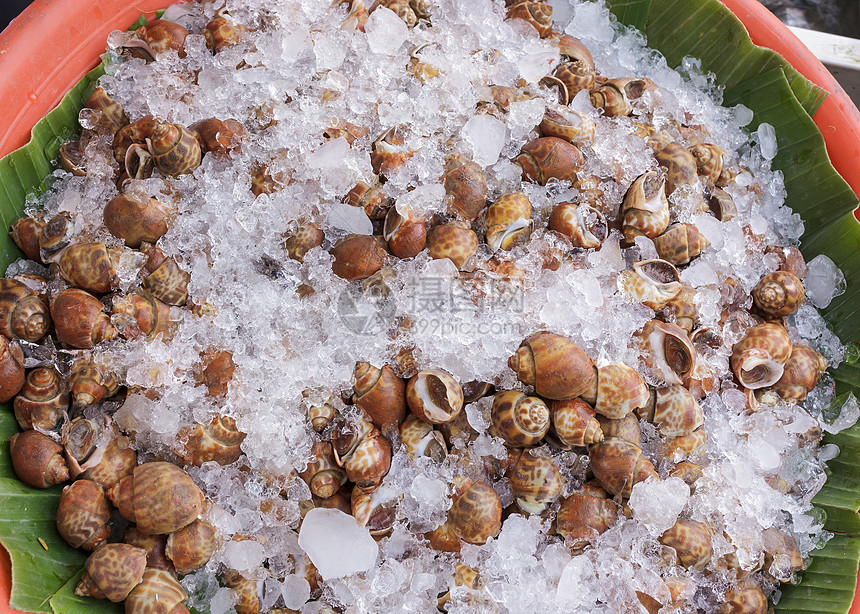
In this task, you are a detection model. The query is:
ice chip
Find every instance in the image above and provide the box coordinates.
[281,574,311,610]
[223,539,266,572]
[757,123,778,160]
[309,137,350,170]
[820,393,860,434]
[462,114,507,167]
[804,255,846,308]
[734,104,754,127]
[517,41,559,83]
[327,202,373,235]
[365,7,409,55]
[298,508,379,580]
[556,555,600,607]
[628,477,690,536]
[209,587,236,614]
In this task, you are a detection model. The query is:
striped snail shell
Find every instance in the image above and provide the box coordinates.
[13,367,68,431]
[772,344,828,401]
[549,397,603,448]
[56,479,112,551]
[57,242,122,294]
[637,385,704,437]
[730,322,792,389]
[548,202,607,249]
[505,1,553,37]
[147,121,202,177]
[508,448,565,515]
[140,242,191,306]
[556,484,618,552]
[509,331,596,400]
[654,223,710,266]
[9,215,45,263]
[659,519,713,570]
[126,568,189,614]
[514,137,583,186]
[74,543,147,602]
[490,390,551,447]
[580,363,651,420]
[617,259,683,311]
[165,520,218,575]
[299,441,348,499]
[751,270,805,318]
[103,194,173,248]
[406,369,464,425]
[180,415,247,467]
[448,476,502,545]
[637,319,697,386]
[399,414,447,461]
[485,192,533,251]
[68,357,120,408]
[589,437,658,498]
[621,171,670,240]
[50,289,118,350]
[0,277,51,342]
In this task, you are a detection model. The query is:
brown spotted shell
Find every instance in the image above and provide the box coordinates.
[165,519,217,575]
[400,414,447,461]
[448,477,502,545]
[69,357,120,408]
[351,482,401,538]
[588,437,658,498]
[617,259,683,311]
[345,180,391,219]
[0,278,51,342]
[282,221,325,264]
[103,194,173,248]
[126,568,189,614]
[549,397,603,448]
[689,143,725,184]
[108,462,204,535]
[621,171,670,240]
[709,186,738,221]
[659,519,713,570]
[51,288,118,350]
[9,429,69,488]
[300,441,347,499]
[111,290,174,341]
[637,319,697,386]
[581,363,651,419]
[490,390,551,447]
[204,16,247,52]
[13,367,68,431]
[730,322,792,389]
[78,436,137,491]
[656,142,705,208]
[133,19,188,58]
[330,234,387,281]
[442,156,488,221]
[190,117,247,156]
[658,284,698,333]
[764,245,808,279]
[751,270,805,318]
[509,331,596,400]
[508,448,565,514]
[485,192,533,251]
[383,206,427,259]
[83,87,129,135]
[639,385,704,437]
[406,369,464,425]
[590,78,649,117]
[57,479,111,551]
[539,104,596,146]
[762,528,804,583]
[773,344,828,401]
[596,413,641,445]
[550,60,595,103]
[370,126,415,177]
[556,486,618,552]
[180,415,246,466]
[140,242,191,306]
[147,121,202,177]
[665,427,707,459]
[0,335,24,403]
[332,417,392,491]
[196,348,235,398]
[670,461,704,492]
[75,543,147,602]
[654,223,709,266]
[123,527,173,573]
[57,242,122,294]
[426,220,479,269]
[304,391,338,432]
[353,362,407,428]
[548,202,607,249]
[719,585,768,614]
[39,212,76,263]
[514,137,583,185]
[9,215,45,263]
[506,1,553,36]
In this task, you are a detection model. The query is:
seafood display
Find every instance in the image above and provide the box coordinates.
[0,0,853,613]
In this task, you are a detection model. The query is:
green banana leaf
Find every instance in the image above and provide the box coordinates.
[1,0,859,613]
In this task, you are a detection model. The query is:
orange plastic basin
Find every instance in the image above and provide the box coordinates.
[0,1,859,613]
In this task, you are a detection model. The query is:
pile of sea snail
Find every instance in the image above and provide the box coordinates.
[0,1,831,613]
